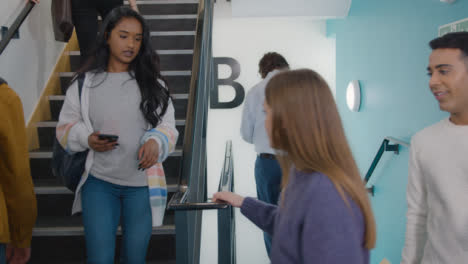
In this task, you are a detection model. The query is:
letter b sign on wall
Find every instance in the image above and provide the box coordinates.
[211,57,245,109]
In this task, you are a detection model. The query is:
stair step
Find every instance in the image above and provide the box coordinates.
[69,49,194,55]
[34,225,175,236]
[59,71,191,78]
[134,1,198,16]
[29,148,182,158]
[146,19,196,32]
[30,234,176,263]
[58,74,191,96]
[49,94,188,121]
[35,191,176,218]
[126,0,198,3]
[29,148,182,182]
[36,119,185,149]
[152,35,195,50]
[69,52,194,72]
[37,119,186,127]
[151,31,195,36]
[59,72,191,94]
[144,14,197,19]
[34,179,179,194]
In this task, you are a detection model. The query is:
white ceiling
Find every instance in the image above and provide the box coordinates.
[231,0,352,19]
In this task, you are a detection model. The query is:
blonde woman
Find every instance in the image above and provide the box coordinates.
[214,69,376,263]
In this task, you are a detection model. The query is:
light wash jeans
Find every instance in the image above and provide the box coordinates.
[81,175,152,264]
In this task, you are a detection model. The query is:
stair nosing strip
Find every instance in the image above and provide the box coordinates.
[37,121,185,126]
[125,0,199,4]
[60,71,191,77]
[176,119,186,126]
[36,120,185,127]
[33,225,175,236]
[30,149,182,158]
[69,50,194,55]
[157,49,194,55]
[162,71,191,76]
[151,31,196,36]
[143,14,197,19]
[35,184,179,194]
[98,14,196,21]
[49,95,66,100]
[29,152,52,158]
[36,121,58,127]
[34,186,73,194]
[172,93,189,100]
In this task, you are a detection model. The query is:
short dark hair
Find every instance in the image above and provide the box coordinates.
[430,32,468,58]
[258,52,289,78]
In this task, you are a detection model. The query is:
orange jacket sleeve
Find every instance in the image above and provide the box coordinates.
[0,83,37,248]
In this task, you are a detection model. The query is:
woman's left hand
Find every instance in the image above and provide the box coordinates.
[138,139,159,170]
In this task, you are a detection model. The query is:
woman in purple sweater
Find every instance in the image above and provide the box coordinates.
[214,69,376,263]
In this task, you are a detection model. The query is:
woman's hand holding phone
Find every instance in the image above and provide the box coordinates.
[138,139,159,170]
[88,132,118,152]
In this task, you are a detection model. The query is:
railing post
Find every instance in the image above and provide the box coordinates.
[218,206,235,264]
[384,141,399,154]
[365,137,409,197]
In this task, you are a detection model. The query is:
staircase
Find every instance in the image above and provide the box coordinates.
[29,1,199,263]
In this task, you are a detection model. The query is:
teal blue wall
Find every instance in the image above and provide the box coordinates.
[327,1,468,263]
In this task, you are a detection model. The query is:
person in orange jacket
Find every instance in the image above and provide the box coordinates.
[0,78,37,264]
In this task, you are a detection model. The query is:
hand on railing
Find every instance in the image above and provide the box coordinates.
[213,192,244,208]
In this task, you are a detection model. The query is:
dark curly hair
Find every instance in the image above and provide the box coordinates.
[430,32,468,62]
[258,52,289,78]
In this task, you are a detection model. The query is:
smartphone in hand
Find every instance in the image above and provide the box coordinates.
[98,134,119,142]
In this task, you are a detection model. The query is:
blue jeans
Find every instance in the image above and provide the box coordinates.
[0,244,5,264]
[81,175,152,264]
[254,156,282,257]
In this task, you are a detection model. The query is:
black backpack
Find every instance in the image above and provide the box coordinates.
[52,75,88,192]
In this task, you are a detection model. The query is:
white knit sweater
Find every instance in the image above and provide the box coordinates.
[401,118,468,263]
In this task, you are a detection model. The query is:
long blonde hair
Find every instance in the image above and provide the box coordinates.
[265,69,376,249]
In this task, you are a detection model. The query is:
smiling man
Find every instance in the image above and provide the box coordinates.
[401,32,468,264]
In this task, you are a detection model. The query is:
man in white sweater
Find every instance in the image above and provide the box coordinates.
[401,32,468,263]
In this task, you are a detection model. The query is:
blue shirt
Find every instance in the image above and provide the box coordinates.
[240,70,281,154]
[241,169,369,264]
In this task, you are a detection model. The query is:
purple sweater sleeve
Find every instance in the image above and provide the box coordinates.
[240,197,278,236]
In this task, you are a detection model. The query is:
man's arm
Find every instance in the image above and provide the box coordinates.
[401,141,428,264]
[0,87,37,248]
[240,90,256,144]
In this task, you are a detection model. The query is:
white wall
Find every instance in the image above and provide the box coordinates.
[232,0,351,18]
[201,1,336,263]
[0,0,65,121]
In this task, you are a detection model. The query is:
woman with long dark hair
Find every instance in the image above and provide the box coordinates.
[214,69,376,263]
[56,6,178,263]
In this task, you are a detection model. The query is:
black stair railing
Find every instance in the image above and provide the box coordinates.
[167,0,236,263]
[0,1,36,55]
[364,136,410,196]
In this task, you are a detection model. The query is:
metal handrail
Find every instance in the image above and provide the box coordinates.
[170,1,219,263]
[0,1,36,55]
[168,141,233,210]
[365,137,410,196]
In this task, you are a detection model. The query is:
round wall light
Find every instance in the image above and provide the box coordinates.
[346,80,361,112]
